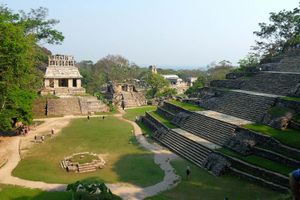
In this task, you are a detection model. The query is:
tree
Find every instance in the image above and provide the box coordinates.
[0,6,63,130]
[253,3,300,58]
[237,53,260,72]
[19,7,64,44]
[206,61,234,81]
[144,72,169,98]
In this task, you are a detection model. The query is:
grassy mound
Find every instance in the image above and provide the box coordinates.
[13,116,163,187]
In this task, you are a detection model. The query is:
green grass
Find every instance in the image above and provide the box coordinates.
[149,111,177,128]
[145,158,286,200]
[0,184,71,200]
[69,154,98,164]
[217,148,296,176]
[124,106,157,121]
[244,123,300,149]
[169,100,205,111]
[268,106,293,117]
[282,96,300,102]
[13,116,164,187]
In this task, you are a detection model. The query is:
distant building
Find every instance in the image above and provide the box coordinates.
[186,77,198,86]
[162,75,184,85]
[41,55,85,96]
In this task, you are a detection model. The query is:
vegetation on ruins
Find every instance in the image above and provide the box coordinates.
[13,117,164,186]
[0,6,63,130]
[244,123,300,149]
[148,111,177,129]
[67,181,121,200]
[169,100,205,111]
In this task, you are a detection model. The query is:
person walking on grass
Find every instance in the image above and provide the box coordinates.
[186,165,191,180]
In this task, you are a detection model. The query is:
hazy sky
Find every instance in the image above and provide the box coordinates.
[2,0,299,68]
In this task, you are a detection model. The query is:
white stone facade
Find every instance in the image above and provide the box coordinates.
[41,54,85,96]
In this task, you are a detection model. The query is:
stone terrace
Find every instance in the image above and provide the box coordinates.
[197,90,276,122]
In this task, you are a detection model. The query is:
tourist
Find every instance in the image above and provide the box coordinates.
[34,134,37,142]
[51,128,55,135]
[41,135,45,142]
[186,165,191,180]
[87,115,90,120]
[290,169,300,200]
[102,116,105,120]
[24,126,28,135]
[121,101,125,110]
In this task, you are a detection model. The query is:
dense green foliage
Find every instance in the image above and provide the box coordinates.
[144,72,170,98]
[253,3,300,58]
[78,55,147,94]
[0,6,63,130]
[67,181,121,200]
[236,53,260,72]
[13,117,164,186]
[146,159,285,200]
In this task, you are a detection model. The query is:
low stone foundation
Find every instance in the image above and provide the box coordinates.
[60,152,105,173]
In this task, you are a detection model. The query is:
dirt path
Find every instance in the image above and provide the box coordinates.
[0,112,180,199]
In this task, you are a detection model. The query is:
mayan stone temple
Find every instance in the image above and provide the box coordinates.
[40,54,108,116]
[41,55,85,96]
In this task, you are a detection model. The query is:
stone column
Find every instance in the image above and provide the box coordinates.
[76,79,81,88]
[68,79,73,88]
[54,79,59,88]
[44,79,50,88]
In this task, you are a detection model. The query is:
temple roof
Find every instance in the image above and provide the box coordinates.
[44,66,82,78]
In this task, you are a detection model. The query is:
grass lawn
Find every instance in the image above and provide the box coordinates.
[282,96,300,102]
[149,111,177,129]
[145,158,286,200]
[0,184,71,200]
[244,124,300,149]
[124,106,157,121]
[169,100,205,111]
[217,148,296,176]
[69,153,98,164]
[13,116,164,187]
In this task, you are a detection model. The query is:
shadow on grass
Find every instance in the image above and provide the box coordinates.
[0,184,71,200]
[113,153,164,187]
